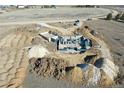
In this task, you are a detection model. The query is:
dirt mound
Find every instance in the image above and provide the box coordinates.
[94,58,119,80]
[115,74,124,86]
[31,36,57,52]
[65,63,118,87]
[66,67,83,85]
[28,55,119,87]
[29,57,68,80]
[28,45,49,59]
[65,64,100,86]
[99,69,115,87]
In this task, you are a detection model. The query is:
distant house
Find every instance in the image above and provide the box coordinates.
[23,5,56,9]
[17,5,27,9]
[0,5,10,9]
[0,5,17,10]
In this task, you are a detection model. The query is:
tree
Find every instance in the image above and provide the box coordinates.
[51,5,56,8]
[106,13,113,20]
[115,14,121,20]
[120,13,124,20]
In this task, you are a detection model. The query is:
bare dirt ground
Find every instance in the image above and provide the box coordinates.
[84,20,124,87]
[48,22,74,29]
[23,70,77,88]
[0,7,110,23]
[0,25,35,87]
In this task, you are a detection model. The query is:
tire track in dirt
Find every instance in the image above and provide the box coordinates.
[0,31,33,87]
[11,34,22,48]
[0,34,14,48]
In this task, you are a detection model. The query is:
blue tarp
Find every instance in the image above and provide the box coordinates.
[77,64,89,71]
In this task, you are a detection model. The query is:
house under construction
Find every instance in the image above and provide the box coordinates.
[57,35,91,53]
[39,32,92,53]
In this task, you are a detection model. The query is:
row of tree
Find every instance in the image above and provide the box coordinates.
[106,13,124,21]
[115,13,124,20]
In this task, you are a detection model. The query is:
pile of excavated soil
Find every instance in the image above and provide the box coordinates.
[28,45,49,59]
[94,58,119,81]
[31,36,57,52]
[66,63,117,87]
[99,69,114,87]
[66,67,83,85]
[29,57,69,80]
[28,55,119,87]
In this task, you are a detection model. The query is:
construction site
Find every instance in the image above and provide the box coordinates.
[0,5,124,88]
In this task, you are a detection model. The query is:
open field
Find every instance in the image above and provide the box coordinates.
[0,7,111,22]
